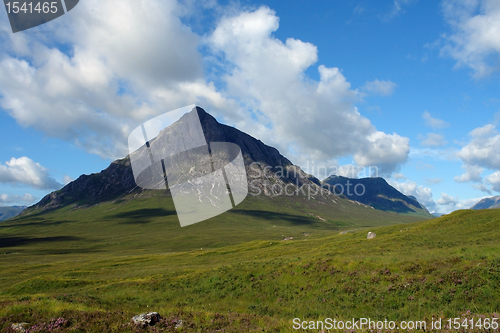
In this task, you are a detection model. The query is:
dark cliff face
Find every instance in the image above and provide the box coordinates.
[26,107,321,213]
[30,157,137,212]
[195,107,319,188]
[196,107,293,169]
[322,176,426,214]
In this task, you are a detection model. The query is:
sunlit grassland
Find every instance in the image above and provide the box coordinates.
[0,201,499,332]
[0,192,426,256]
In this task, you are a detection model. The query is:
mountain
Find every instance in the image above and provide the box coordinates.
[322,175,431,216]
[471,195,500,210]
[22,106,433,221]
[24,107,325,215]
[6,107,432,254]
[0,206,26,221]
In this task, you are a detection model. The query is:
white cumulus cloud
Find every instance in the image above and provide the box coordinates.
[0,2,410,176]
[388,179,436,212]
[0,0,229,159]
[436,192,459,205]
[455,121,500,193]
[485,171,500,191]
[441,0,500,77]
[353,132,410,175]
[456,124,500,171]
[0,193,37,205]
[0,157,62,190]
[208,6,409,175]
[454,164,484,183]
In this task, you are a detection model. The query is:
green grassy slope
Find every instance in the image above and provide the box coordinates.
[0,209,499,332]
[1,191,427,256]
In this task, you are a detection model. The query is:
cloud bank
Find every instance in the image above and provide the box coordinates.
[0,193,36,205]
[0,1,410,176]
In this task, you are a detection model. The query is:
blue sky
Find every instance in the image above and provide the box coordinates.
[0,0,499,214]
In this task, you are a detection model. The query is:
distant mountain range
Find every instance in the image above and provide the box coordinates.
[22,107,432,219]
[0,206,26,221]
[322,176,430,216]
[471,195,500,210]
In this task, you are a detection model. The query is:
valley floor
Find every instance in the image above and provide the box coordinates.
[1,209,499,332]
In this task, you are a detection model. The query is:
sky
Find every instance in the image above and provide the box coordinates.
[0,0,499,214]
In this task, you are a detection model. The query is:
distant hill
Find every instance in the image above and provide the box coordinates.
[471,195,500,210]
[322,175,432,217]
[0,206,26,221]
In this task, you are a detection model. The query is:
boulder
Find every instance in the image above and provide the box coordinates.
[174,319,184,329]
[11,323,29,332]
[131,312,162,327]
[367,232,376,239]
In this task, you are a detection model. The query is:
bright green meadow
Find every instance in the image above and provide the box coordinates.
[0,193,499,332]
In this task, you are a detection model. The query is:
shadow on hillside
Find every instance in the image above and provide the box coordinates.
[0,219,77,229]
[0,236,83,248]
[112,208,177,224]
[371,202,415,214]
[230,210,317,225]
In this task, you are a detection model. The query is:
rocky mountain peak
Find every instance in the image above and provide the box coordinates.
[24,106,325,214]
